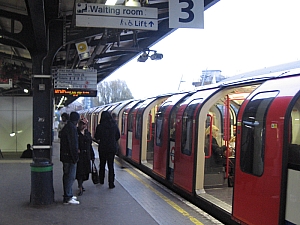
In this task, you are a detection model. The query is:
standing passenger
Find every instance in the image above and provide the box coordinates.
[76,117,95,196]
[60,111,80,204]
[205,125,226,165]
[58,112,69,138]
[94,111,120,189]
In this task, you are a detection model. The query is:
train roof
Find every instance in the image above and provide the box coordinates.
[220,61,300,87]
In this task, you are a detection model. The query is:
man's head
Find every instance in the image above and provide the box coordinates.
[61,112,69,122]
[70,112,80,124]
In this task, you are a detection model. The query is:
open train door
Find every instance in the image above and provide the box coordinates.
[232,74,300,225]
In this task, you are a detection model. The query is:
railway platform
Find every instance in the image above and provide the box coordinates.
[0,141,223,225]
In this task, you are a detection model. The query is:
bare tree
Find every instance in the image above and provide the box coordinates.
[97,79,133,105]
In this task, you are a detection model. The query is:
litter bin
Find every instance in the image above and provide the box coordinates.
[30,159,54,205]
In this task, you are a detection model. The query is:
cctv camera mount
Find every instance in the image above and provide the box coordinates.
[137,48,163,62]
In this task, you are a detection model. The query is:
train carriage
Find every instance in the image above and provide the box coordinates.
[232,73,300,225]
[153,91,195,180]
[84,69,300,225]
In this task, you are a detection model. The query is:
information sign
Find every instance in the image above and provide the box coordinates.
[53,69,97,89]
[0,78,12,88]
[76,3,157,18]
[76,15,157,30]
[76,3,158,31]
[54,88,97,97]
[169,0,204,29]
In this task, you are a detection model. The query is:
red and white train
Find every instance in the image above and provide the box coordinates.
[79,68,300,225]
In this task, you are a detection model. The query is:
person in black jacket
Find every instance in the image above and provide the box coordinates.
[94,111,120,189]
[76,117,95,196]
[20,144,32,158]
[60,111,80,204]
[205,125,226,166]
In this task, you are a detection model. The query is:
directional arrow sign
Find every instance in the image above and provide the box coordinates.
[76,15,157,30]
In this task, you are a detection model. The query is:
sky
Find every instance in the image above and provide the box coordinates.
[104,0,300,99]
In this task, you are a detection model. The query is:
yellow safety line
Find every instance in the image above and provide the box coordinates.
[118,163,203,225]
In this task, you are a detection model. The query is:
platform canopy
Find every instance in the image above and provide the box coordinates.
[0,0,219,106]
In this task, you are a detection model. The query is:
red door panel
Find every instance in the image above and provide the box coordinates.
[233,76,300,225]
[173,89,217,193]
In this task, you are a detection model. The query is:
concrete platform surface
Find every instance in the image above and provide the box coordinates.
[0,142,223,225]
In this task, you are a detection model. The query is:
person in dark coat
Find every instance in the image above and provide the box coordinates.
[205,125,226,166]
[60,111,80,204]
[20,144,32,158]
[58,112,69,138]
[76,117,95,196]
[94,111,120,189]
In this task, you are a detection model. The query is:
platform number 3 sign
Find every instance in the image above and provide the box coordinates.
[169,0,204,29]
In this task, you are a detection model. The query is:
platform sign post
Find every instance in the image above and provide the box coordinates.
[169,0,204,29]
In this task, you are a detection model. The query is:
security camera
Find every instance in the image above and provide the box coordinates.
[150,53,163,60]
[137,52,149,62]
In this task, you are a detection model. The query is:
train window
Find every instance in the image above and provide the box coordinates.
[169,104,180,140]
[155,103,169,146]
[136,113,142,139]
[288,97,300,166]
[240,91,278,176]
[128,113,134,131]
[181,98,202,156]
[156,118,163,146]
[121,113,126,135]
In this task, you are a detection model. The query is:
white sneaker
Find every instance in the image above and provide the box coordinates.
[64,198,80,205]
[72,196,77,200]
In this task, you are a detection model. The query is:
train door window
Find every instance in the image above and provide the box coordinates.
[181,98,203,156]
[136,113,142,139]
[170,104,180,140]
[155,102,170,146]
[121,113,126,135]
[240,91,279,176]
[288,97,300,166]
[128,113,134,132]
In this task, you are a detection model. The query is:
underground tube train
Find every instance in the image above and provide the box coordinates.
[78,68,300,225]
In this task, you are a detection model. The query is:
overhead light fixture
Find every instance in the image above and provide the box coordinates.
[125,0,141,7]
[10,132,16,137]
[105,0,125,5]
[137,49,163,62]
[105,0,117,5]
[24,88,29,93]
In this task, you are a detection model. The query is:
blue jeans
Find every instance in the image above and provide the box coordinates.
[62,162,77,202]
